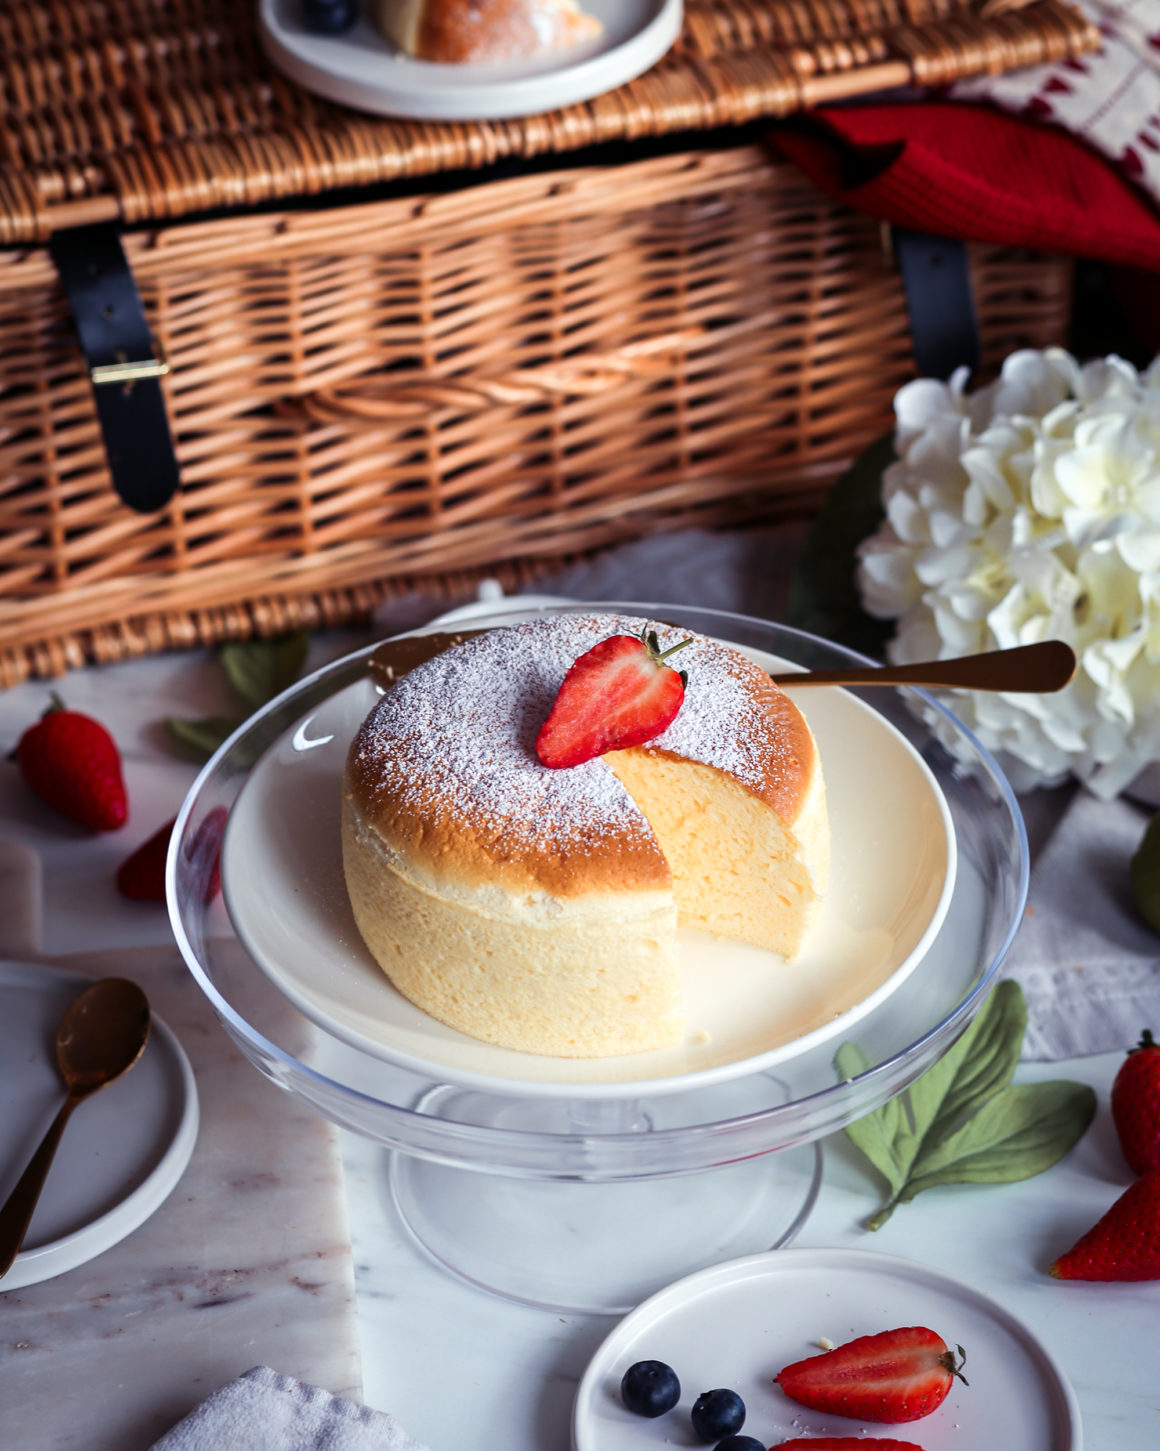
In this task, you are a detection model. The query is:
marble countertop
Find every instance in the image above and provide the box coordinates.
[0,616,1156,1451]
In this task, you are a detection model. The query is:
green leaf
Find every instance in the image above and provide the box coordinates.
[782,432,896,659]
[836,1042,913,1199]
[219,631,311,710]
[165,716,238,762]
[835,982,1095,1229]
[907,980,1027,1149]
[899,1082,1096,1200]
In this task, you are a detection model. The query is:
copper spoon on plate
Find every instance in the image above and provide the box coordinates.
[771,639,1077,693]
[0,977,151,1279]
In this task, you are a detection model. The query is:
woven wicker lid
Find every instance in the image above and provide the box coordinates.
[0,0,1096,244]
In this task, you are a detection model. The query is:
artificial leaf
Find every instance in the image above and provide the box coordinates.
[782,431,896,659]
[899,1081,1097,1201]
[836,981,1095,1229]
[166,716,237,762]
[908,980,1027,1149]
[219,630,311,710]
[835,1041,913,1199]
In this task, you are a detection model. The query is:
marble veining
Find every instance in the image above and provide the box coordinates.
[0,921,360,1451]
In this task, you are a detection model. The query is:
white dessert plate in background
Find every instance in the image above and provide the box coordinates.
[258,0,682,122]
[0,960,198,1289]
[220,622,956,1097]
[572,1247,1081,1450]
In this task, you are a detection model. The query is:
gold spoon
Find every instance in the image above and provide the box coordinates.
[771,639,1077,693]
[0,977,151,1279]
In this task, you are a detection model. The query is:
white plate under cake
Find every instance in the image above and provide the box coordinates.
[220,606,956,1096]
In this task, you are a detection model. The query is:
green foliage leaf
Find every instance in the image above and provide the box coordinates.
[219,631,311,710]
[898,1081,1096,1201]
[782,432,895,659]
[163,631,312,763]
[835,982,1095,1229]
[165,716,238,762]
[835,1041,911,1199]
[906,980,1027,1150]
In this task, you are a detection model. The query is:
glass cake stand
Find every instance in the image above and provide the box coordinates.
[168,602,1028,1314]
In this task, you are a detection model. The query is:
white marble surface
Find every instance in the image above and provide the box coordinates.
[343,1054,1156,1451]
[0,652,364,1449]
[0,608,1156,1450]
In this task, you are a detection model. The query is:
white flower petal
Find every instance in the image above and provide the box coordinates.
[860,347,1160,791]
[1118,531,1160,573]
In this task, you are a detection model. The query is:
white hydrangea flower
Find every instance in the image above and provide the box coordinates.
[857,348,1160,797]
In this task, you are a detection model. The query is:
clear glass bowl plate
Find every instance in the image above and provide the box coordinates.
[168,601,1028,1311]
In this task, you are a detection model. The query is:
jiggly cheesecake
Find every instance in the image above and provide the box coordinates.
[341,614,829,1058]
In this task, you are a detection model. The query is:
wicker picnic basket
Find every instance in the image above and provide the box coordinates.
[0,0,1096,686]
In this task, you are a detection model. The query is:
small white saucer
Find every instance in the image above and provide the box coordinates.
[573,1247,1082,1450]
[258,0,682,121]
[0,960,198,1290]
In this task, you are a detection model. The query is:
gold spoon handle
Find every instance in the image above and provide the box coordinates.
[0,1094,79,1279]
[771,640,1077,693]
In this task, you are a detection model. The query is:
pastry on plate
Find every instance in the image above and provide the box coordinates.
[342,614,829,1058]
[372,0,603,63]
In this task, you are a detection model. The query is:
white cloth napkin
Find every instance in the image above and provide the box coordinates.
[149,1367,430,1451]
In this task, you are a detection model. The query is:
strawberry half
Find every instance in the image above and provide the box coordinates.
[116,808,227,904]
[1111,1029,1160,1176]
[771,1440,927,1450]
[14,694,127,831]
[1049,1166,1160,1281]
[536,625,692,769]
[117,818,175,901]
[774,1327,967,1424]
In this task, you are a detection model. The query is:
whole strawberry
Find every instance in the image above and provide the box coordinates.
[1111,1029,1160,1175]
[1049,1166,1160,1281]
[15,694,127,831]
[775,1327,967,1424]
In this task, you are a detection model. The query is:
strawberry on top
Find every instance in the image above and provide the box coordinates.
[535,623,692,769]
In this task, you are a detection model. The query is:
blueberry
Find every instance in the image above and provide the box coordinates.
[302,0,359,34]
[692,1388,746,1441]
[620,1360,680,1417]
[713,1438,765,1451]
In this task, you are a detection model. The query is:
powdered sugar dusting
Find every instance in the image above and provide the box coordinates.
[648,627,803,801]
[352,614,802,861]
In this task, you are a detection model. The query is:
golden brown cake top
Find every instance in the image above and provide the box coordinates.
[346,613,818,897]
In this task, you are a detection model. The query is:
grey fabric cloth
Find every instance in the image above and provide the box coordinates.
[149,1368,430,1451]
[1003,785,1160,1060]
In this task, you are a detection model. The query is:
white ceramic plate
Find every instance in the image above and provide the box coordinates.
[0,960,198,1289]
[573,1247,1081,1450]
[220,624,956,1097]
[259,0,682,121]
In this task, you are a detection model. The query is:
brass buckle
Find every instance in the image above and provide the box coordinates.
[90,346,170,388]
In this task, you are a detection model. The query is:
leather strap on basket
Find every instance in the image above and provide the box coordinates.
[49,224,179,514]
[892,227,981,382]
